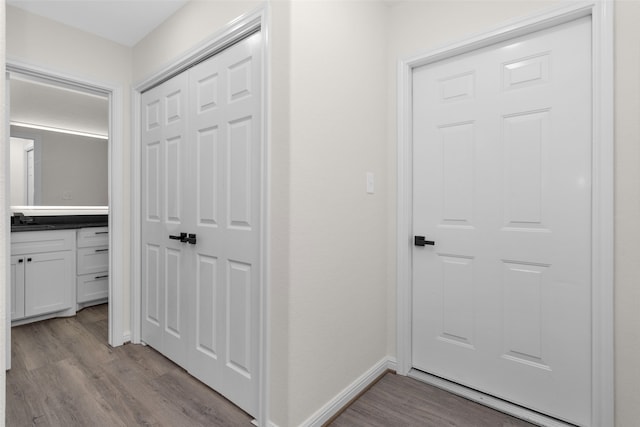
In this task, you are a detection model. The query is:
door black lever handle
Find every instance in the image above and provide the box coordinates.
[185,233,197,244]
[414,236,435,246]
[169,232,187,242]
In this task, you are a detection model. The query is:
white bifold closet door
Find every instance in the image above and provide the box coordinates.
[141,32,261,417]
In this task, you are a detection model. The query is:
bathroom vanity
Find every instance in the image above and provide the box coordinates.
[10,215,108,326]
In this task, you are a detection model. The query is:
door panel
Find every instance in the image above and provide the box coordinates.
[24,252,74,317]
[187,32,261,416]
[141,72,190,368]
[412,17,591,425]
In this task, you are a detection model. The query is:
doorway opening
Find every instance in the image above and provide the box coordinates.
[5,62,125,355]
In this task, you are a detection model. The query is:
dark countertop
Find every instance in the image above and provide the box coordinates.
[11,215,108,232]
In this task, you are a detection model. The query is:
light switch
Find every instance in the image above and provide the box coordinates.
[366,172,375,194]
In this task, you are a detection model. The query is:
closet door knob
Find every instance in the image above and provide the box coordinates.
[169,232,187,242]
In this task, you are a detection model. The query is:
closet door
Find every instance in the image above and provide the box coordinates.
[187,32,262,416]
[141,32,262,417]
[141,72,190,368]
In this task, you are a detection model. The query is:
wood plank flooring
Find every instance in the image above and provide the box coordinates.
[7,304,253,426]
[328,373,537,427]
[9,305,537,427]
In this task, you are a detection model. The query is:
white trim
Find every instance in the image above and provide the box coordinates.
[258,4,271,427]
[5,61,125,348]
[589,1,615,425]
[396,2,614,426]
[10,121,108,139]
[9,206,108,216]
[130,87,141,345]
[131,5,269,426]
[134,10,262,91]
[108,85,125,347]
[300,357,397,427]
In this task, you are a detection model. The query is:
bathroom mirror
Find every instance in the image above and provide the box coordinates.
[9,72,109,208]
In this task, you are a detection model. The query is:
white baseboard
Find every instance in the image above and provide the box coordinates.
[301,356,397,427]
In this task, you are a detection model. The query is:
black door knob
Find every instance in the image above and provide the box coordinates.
[414,236,435,246]
[169,232,187,242]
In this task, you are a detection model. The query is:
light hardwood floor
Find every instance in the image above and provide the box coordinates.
[328,373,537,427]
[7,304,253,426]
[8,305,536,427]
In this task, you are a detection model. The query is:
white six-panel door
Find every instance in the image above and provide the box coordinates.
[141,71,190,368]
[141,32,261,417]
[412,17,591,425]
[187,33,261,415]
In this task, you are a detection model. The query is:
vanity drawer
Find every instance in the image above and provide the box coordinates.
[77,246,109,275]
[77,274,108,303]
[77,227,109,248]
[11,230,75,255]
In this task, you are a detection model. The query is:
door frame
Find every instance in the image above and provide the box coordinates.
[396,2,614,426]
[130,6,270,426]
[5,61,125,348]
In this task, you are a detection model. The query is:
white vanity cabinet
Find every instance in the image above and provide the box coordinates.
[11,230,76,322]
[76,227,109,307]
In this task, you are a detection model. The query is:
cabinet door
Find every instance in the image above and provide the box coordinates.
[24,251,74,317]
[10,256,25,320]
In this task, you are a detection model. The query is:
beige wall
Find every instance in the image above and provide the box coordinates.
[287,1,389,425]
[613,2,640,425]
[132,0,261,83]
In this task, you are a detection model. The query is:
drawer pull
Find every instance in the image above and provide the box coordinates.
[94,275,109,280]
[95,248,109,253]
[94,231,108,235]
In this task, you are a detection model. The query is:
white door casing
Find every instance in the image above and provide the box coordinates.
[5,62,125,348]
[397,2,614,427]
[141,32,262,417]
[412,16,590,424]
